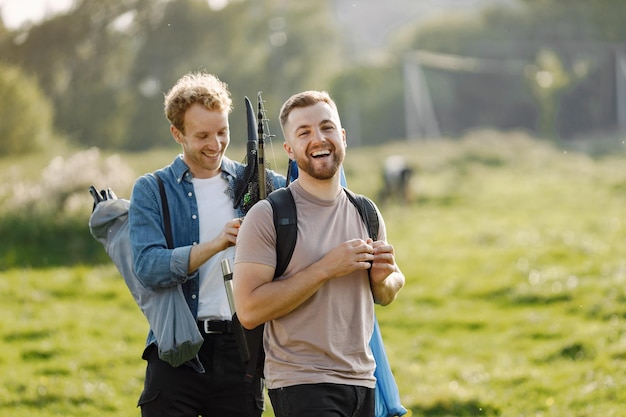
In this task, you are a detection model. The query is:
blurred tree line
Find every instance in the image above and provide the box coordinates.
[402,0,626,140]
[1,0,626,156]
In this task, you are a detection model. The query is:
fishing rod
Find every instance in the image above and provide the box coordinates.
[233,91,276,212]
[257,92,268,199]
[225,92,275,365]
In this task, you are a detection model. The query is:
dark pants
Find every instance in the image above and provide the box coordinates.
[138,332,264,417]
[268,383,375,417]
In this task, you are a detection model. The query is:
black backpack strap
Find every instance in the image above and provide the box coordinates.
[153,173,173,249]
[268,187,377,278]
[242,187,297,383]
[267,188,298,278]
[343,188,379,241]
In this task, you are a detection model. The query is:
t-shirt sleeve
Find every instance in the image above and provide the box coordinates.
[234,199,277,268]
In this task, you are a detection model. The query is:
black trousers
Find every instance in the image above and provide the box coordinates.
[138,333,264,417]
[269,383,375,417]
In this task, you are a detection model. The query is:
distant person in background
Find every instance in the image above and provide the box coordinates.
[379,155,413,204]
[234,90,405,417]
[129,71,284,417]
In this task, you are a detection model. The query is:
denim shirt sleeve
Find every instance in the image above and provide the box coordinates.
[269,170,286,190]
[129,173,194,289]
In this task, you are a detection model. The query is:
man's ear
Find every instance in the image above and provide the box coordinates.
[171,125,183,144]
[283,141,294,160]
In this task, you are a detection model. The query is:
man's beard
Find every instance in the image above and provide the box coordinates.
[296,150,344,180]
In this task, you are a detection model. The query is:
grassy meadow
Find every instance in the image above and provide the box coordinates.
[2,130,626,416]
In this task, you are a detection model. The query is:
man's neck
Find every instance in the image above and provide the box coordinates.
[297,173,342,200]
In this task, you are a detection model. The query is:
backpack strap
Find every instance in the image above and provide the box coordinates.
[343,188,379,241]
[268,187,379,278]
[241,188,297,383]
[267,188,298,278]
[242,186,379,383]
[153,173,173,249]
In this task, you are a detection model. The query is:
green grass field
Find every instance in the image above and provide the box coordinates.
[2,131,626,416]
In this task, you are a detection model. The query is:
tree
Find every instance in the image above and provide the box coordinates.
[1,0,161,149]
[396,1,626,139]
[126,0,343,150]
[524,49,587,139]
[0,64,55,154]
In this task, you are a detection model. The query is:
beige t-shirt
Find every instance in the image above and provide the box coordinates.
[235,181,383,389]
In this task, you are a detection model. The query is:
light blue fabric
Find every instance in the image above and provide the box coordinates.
[372,316,408,417]
[89,192,204,370]
[339,165,406,417]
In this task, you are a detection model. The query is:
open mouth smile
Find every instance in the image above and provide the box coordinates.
[311,149,331,158]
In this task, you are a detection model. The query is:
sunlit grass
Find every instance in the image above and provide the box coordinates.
[357,132,626,416]
[0,266,147,416]
[2,130,626,416]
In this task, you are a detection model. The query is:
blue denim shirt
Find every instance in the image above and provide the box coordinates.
[129,154,285,351]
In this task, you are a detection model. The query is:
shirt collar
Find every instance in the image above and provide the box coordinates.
[171,154,237,183]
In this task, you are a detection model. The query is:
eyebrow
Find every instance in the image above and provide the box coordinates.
[294,119,335,130]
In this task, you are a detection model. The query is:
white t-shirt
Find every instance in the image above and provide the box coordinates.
[193,175,237,320]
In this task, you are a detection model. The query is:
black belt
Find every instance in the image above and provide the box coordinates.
[198,320,233,334]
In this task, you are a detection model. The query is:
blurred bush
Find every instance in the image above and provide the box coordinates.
[0,148,136,269]
[0,64,56,154]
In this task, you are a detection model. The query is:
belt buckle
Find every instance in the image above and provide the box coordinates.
[203,320,220,334]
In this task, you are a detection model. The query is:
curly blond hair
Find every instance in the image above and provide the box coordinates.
[164,71,232,134]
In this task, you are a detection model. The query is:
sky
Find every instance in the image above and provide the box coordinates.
[0,0,74,29]
[0,0,232,29]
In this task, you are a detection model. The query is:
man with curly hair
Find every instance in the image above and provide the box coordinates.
[129,71,284,417]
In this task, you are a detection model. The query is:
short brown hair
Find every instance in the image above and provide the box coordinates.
[164,72,232,133]
[279,90,338,130]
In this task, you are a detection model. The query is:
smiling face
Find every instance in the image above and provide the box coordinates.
[283,101,346,182]
[172,103,230,179]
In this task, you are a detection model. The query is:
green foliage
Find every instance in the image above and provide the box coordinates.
[0,64,55,154]
[0,147,138,270]
[0,148,136,216]
[0,214,109,269]
[519,0,626,43]
[0,0,342,151]
[524,48,589,139]
[3,132,626,416]
[331,62,406,145]
[402,2,624,139]
[2,0,145,149]
[2,0,626,149]
[126,0,342,150]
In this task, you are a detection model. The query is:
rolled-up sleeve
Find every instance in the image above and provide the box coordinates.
[130,174,195,289]
[170,245,193,280]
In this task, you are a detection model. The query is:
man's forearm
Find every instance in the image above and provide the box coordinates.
[371,270,405,306]
[188,240,223,273]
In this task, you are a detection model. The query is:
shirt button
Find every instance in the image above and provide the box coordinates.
[192,242,198,245]
[192,214,197,220]
[188,192,193,197]
[191,294,197,299]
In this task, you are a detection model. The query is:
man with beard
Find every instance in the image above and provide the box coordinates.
[233,90,405,417]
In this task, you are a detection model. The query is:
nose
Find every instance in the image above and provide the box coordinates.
[206,133,221,149]
[313,128,327,142]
